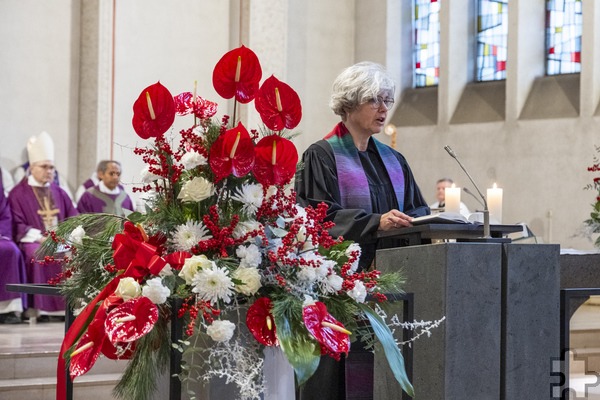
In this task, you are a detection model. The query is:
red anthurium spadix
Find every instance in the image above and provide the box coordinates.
[246,297,278,346]
[212,45,262,103]
[255,75,302,131]
[302,301,350,359]
[208,122,255,182]
[253,135,298,186]
[132,82,176,139]
[174,92,218,120]
[105,296,159,343]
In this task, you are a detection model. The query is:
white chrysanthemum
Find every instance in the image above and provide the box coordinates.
[180,255,215,284]
[347,281,367,303]
[140,166,162,183]
[300,251,328,277]
[171,220,211,251]
[236,243,262,268]
[178,176,215,203]
[192,265,235,304]
[68,225,86,246]
[297,266,317,283]
[180,150,207,170]
[316,259,337,278]
[206,319,236,342]
[142,277,171,304]
[115,277,141,301]
[323,274,344,294]
[231,183,264,214]
[232,267,262,296]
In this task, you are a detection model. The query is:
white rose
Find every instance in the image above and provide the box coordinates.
[177,177,215,203]
[180,255,214,284]
[180,150,207,170]
[115,277,141,301]
[206,320,236,342]
[347,281,367,303]
[68,225,86,246]
[232,267,262,296]
[142,277,171,304]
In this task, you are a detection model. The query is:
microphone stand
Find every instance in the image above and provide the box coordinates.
[444,145,491,238]
[463,187,485,208]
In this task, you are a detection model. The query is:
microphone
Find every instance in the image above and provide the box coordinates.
[463,187,485,208]
[444,145,491,238]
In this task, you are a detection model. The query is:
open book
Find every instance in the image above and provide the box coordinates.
[411,212,471,225]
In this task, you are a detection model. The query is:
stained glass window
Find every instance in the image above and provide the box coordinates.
[413,0,440,87]
[477,0,508,81]
[546,0,582,75]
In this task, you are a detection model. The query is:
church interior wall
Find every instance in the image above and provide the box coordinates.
[0,0,598,251]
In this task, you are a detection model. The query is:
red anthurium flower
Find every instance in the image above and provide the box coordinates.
[208,122,255,182]
[255,75,302,131]
[212,45,262,103]
[253,135,298,186]
[246,297,278,346]
[105,296,158,343]
[132,82,176,139]
[302,301,350,360]
[69,308,109,379]
[174,92,218,119]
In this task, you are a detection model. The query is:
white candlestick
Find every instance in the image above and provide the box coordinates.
[444,184,461,214]
[487,183,503,224]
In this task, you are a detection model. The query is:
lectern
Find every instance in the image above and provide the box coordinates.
[374,227,560,400]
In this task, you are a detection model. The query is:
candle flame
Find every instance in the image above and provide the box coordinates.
[493,182,497,189]
[271,140,277,165]
[71,341,94,357]
[451,183,456,188]
[146,92,156,120]
[266,315,272,331]
[321,321,352,335]
[235,56,242,82]
[275,87,283,112]
[230,132,241,159]
[116,315,137,324]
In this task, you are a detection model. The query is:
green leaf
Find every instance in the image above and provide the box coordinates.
[274,314,321,386]
[358,303,414,397]
[127,211,146,224]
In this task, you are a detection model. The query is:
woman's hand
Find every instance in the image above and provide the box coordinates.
[378,209,413,231]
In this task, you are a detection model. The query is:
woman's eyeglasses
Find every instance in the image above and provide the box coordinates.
[368,96,395,110]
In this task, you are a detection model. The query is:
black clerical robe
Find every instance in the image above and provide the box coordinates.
[295,136,430,270]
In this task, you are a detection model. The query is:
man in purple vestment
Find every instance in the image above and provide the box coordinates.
[0,169,27,324]
[8,132,78,318]
[77,160,133,217]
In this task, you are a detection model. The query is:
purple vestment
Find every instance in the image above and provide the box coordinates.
[0,174,27,307]
[8,179,78,312]
[77,185,134,217]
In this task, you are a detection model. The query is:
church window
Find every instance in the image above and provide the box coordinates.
[413,0,440,87]
[546,0,582,75]
[476,0,508,81]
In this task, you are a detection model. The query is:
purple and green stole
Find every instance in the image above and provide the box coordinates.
[324,122,405,213]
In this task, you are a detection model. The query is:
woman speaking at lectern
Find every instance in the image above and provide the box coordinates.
[295,61,430,273]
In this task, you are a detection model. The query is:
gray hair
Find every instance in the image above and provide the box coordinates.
[329,61,395,117]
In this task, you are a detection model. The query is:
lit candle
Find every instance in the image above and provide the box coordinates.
[444,184,461,214]
[487,183,503,224]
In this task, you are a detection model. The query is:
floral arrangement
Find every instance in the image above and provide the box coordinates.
[43,45,413,400]
[583,144,600,248]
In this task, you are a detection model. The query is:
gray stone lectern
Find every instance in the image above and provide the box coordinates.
[374,242,560,400]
